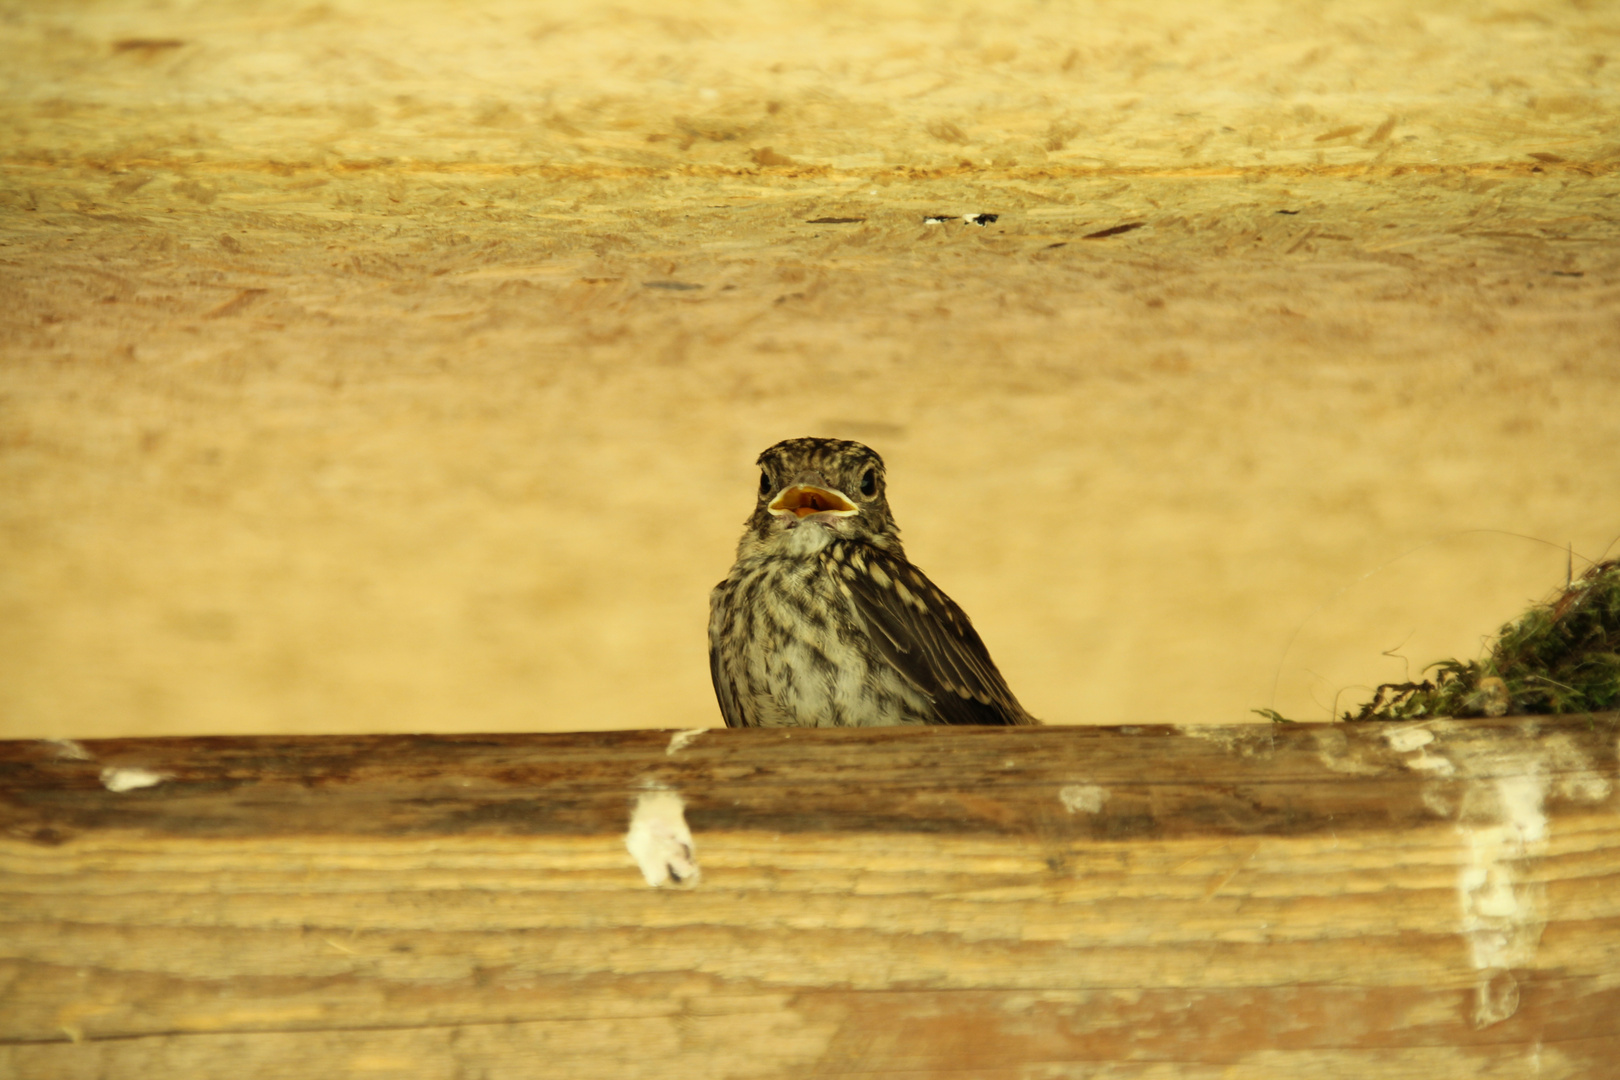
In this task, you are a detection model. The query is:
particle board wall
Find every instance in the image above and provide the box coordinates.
[2,1,1618,738]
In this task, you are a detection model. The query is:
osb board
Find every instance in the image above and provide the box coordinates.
[1,717,1618,1078]
[1,1,1618,738]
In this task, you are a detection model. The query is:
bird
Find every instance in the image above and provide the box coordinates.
[708,437,1038,728]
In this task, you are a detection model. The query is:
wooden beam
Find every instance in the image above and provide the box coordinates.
[3,716,1618,1078]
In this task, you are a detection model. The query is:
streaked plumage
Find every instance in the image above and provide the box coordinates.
[708,437,1038,728]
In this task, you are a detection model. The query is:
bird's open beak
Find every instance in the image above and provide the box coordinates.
[769,485,858,519]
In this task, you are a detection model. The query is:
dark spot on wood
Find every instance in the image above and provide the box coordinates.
[642,281,703,290]
[1094,813,1161,840]
[1084,222,1145,239]
[806,217,865,224]
[203,288,267,319]
[113,38,186,55]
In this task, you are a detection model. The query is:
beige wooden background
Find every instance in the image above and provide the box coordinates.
[1,0,1617,738]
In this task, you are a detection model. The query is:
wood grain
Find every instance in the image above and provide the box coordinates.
[3,716,1618,1077]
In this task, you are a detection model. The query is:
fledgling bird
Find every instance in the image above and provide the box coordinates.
[708,437,1038,728]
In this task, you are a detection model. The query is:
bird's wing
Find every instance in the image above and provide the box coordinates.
[708,641,743,728]
[832,545,1037,726]
[708,579,753,728]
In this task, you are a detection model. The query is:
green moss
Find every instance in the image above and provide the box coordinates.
[1347,559,1620,722]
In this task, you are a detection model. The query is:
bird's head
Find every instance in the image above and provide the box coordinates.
[739,437,903,558]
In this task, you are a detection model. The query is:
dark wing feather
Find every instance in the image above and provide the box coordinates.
[708,639,748,728]
[836,546,1037,726]
[708,580,752,728]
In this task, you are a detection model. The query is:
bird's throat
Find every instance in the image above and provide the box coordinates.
[777,520,837,556]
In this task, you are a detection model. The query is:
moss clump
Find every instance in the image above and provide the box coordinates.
[1347,559,1620,722]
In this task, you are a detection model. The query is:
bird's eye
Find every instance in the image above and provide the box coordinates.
[859,468,877,497]
[758,471,772,497]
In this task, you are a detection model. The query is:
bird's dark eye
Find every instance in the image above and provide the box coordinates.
[758,471,772,497]
[859,468,877,497]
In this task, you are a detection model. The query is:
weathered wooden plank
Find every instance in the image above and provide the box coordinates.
[6,719,1612,838]
[2,716,1617,1078]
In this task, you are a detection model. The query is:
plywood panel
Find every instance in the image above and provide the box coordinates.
[1,1,1617,737]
